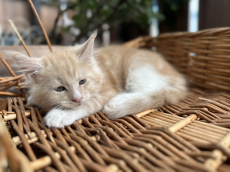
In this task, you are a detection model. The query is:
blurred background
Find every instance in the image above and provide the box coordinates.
[0,0,229,47]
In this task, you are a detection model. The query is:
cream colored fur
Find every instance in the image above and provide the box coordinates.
[6,31,187,128]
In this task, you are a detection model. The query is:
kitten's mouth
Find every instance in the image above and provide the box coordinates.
[54,102,83,110]
[53,104,72,110]
[73,102,82,105]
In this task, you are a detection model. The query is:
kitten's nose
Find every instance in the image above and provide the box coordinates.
[72,98,82,103]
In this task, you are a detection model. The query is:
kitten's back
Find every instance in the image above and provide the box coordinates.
[95,45,185,91]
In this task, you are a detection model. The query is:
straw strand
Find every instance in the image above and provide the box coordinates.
[8,20,32,57]
[27,0,53,52]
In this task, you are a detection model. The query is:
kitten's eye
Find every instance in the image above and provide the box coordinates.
[55,86,66,92]
[79,79,86,85]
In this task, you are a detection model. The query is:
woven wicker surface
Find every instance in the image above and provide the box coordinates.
[1,89,230,172]
[159,89,230,127]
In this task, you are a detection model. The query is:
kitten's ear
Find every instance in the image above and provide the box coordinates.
[4,51,43,76]
[76,30,97,61]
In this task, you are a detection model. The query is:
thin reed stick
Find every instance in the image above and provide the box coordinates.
[0,118,20,171]
[28,0,53,52]
[0,92,20,97]
[169,114,197,132]
[1,111,30,121]
[136,109,158,118]
[0,53,16,77]
[0,82,18,92]
[8,20,32,57]
[0,75,24,84]
[8,20,31,97]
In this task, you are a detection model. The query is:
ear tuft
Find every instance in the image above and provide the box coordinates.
[75,30,97,61]
[4,51,43,74]
[4,51,25,58]
[89,29,98,40]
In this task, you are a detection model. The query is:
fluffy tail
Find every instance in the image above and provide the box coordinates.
[103,85,187,119]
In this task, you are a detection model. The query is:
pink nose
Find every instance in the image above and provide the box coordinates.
[72,98,82,103]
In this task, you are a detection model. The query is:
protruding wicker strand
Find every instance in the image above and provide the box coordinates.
[8,20,32,57]
[27,0,53,52]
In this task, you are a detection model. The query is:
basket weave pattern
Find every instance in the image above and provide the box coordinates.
[1,94,230,172]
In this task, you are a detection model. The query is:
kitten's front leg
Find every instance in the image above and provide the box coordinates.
[44,108,87,128]
[44,93,115,128]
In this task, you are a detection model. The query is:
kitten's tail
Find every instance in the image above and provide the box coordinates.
[136,86,187,113]
[151,86,187,108]
[103,85,187,119]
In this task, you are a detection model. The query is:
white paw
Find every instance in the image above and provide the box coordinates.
[61,115,77,126]
[43,109,77,128]
[43,109,66,128]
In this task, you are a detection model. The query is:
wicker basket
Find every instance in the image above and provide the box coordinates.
[2,27,230,172]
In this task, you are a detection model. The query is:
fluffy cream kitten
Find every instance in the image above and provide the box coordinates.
[6,31,187,128]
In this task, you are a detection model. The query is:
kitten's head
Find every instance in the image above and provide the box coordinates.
[6,30,103,111]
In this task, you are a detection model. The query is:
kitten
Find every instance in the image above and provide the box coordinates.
[6,31,187,128]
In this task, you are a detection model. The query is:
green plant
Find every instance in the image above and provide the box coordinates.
[47,0,161,44]
[46,0,189,44]
[158,0,190,29]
